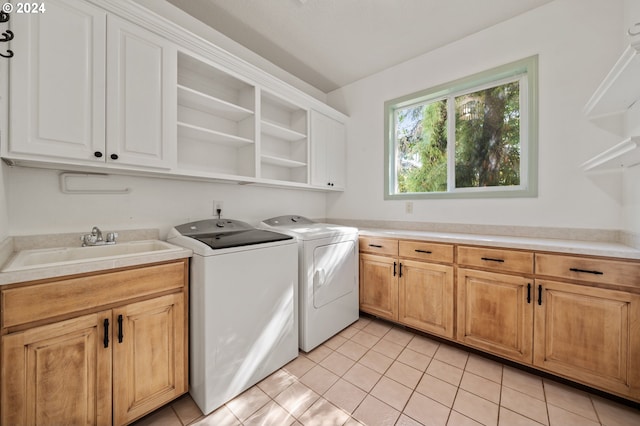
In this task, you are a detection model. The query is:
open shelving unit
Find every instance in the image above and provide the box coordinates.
[581,137,640,172]
[176,52,256,177]
[583,40,640,172]
[259,91,308,184]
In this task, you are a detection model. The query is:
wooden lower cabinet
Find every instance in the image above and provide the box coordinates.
[457,268,534,363]
[113,293,186,425]
[359,238,640,402]
[359,249,454,339]
[534,280,640,399]
[1,260,189,425]
[399,260,454,338]
[2,311,113,426]
[359,253,398,321]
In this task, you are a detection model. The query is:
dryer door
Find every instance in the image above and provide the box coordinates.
[313,240,356,308]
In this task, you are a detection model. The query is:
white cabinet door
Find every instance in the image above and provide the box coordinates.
[106,16,177,169]
[8,0,106,162]
[310,110,346,189]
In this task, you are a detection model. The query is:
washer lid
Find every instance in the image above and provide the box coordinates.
[174,218,292,249]
[189,229,292,250]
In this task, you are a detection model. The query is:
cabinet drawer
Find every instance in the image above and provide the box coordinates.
[2,260,187,329]
[535,253,640,289]
[359,237,398,256]
[457,246,533,274]
[399,240,454,263]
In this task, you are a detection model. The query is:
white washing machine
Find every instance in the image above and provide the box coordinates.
[260,216,358,352]
[167,219,298,415]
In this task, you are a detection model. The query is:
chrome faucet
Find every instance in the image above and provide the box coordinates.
[81,226,118,247]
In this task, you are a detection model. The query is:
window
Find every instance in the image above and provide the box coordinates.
[384,56,538,199]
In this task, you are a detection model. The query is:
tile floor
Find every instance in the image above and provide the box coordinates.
[134,316,640,426]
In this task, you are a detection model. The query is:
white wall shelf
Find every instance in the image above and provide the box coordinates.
[261,154,307,168]
[177,85,253,122]
[261,120,307,141]
[581,136,640,172]
[177,122,254,146]
[584,41,640,119]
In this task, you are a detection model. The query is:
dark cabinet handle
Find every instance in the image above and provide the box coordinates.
[393,261,397,277]
[117,314,123,343]
[481,257,505,263]
[569,268,603,275]
[110,153,119,160]
[369,244,383,248]
[399,263,403,278]
[103,319,109,348]
[415,249,432,254]
[94,151,103,158]
[527,283,531,304]
[538,285,542,306]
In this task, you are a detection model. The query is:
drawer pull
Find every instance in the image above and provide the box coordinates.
[103,319,109,348]
[415,249,432,254]
[369,244,383,248]
[117,314,124,343]
[527,283,531,304]
[569,268,603,275]
[538,285,543,306]
[481,257,505,263]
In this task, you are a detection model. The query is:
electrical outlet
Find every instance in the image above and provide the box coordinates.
[213,200,224,217]
[405,201,413,214]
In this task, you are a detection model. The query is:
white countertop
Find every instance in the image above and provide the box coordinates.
[359,228,640,260]
[0,235,192,286]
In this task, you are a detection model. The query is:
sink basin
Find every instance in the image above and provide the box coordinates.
[2,240,183,272]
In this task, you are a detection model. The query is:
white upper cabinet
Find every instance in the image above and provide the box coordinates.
[106,16,176,169]
[2,0,347,190]
[6,0,176,170]
[8,0,107,161]
[310,110,346,190]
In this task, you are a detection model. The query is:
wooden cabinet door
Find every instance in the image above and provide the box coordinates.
[8,0,106,162]
[112,293,186,425]
[106,15,177,169]
[457,269,534,363]
[399,260,454,338]
[1,311,112,426]
[534,280,640,399]
[359,253,398,321]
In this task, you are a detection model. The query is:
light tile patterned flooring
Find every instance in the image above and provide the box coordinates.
[135,316,640,426]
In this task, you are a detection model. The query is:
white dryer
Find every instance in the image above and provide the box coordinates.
[261,216,359,352]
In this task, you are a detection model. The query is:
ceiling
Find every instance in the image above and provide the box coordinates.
[166,0,554,93]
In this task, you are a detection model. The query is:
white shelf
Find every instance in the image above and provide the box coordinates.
[581,136,640,171]
[584,41,640,119]
[178,85,253,122]
[177,122,254,146]
[261,120,306,141]
[261,154,307,168]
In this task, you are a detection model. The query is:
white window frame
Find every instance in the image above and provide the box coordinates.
[384,56,538,199]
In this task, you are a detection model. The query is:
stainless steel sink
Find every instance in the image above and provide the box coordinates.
[2,240,183,272]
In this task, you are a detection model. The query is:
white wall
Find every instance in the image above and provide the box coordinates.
[327,0,625,231]
[0,164,9,240]
[0,49,8,240]
[622,97,640,237]
[6,167,326,238]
